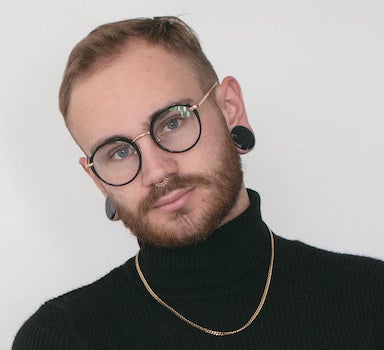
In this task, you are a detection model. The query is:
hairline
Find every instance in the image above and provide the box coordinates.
[65,39,215,127]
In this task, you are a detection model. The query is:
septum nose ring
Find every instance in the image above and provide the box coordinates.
[154,177,169,188]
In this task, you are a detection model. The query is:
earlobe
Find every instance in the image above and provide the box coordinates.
[215,77,256,154]
[79,158,119,221]
[105,196,119,221]
[79,157,108,197]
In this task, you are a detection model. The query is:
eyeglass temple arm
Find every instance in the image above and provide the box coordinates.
[190,82,218,111]
[85,161,94,168]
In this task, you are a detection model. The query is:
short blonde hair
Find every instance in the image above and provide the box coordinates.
[59,16,218,121]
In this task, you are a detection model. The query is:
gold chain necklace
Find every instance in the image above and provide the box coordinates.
[135,226,275,336]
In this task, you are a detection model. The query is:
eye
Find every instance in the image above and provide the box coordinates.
[157,106,191,136]
[109,144,135,160]
[163,118,180,132]
[114,147,129,159]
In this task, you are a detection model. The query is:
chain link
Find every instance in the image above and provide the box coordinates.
[135,226,275,336]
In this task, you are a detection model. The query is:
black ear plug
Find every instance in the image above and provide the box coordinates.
[231,126,255,151]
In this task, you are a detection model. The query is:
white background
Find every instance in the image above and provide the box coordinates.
[1,1,383,348]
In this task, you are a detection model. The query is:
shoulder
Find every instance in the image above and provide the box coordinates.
[51,257,138,313]
[274,234,384,307]
[13,258,138,349]
[276,234,384,280]
[270,234,384,347]
[293,237,383,275]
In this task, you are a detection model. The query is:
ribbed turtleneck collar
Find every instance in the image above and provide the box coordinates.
[137,189,271,292]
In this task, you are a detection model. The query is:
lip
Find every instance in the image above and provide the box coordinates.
[152,187,194,213]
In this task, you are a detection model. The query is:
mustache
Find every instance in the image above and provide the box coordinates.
[139,175,212,213]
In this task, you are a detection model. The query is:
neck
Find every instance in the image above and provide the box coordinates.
[137,189,271,295]
[218,184,250,228]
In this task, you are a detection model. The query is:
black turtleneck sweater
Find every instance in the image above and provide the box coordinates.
[13,190,384,349]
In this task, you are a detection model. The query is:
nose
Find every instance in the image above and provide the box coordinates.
[136,134,178,187]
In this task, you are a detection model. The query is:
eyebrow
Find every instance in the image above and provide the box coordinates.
[88,97,195,156]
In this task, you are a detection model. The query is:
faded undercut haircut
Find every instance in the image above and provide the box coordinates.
[58,16,219,122]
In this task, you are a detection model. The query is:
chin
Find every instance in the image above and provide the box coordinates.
[132,206,213,248]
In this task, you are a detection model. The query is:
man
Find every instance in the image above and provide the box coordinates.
[13,16,383,349]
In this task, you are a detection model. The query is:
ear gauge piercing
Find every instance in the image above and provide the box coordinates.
[105,197,119,221]
[154,177,169,188]
[231,126,255,152]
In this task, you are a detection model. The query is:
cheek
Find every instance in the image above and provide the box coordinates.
[182,139,226,176]
[201,109,230,143]
[109,185,145,213]
[199,120,231,154]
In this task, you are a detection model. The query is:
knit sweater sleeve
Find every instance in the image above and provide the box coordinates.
[379,309,384,349]
[12,302,85,350]
[375,262,384,349]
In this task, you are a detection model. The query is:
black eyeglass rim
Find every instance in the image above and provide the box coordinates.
[88,137,142,187]
[149,103,202,153]
[87,104,202,186]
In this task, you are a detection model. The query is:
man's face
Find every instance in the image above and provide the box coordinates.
[68,41,247,247]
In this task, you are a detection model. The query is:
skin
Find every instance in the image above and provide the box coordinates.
[67,40,254,247]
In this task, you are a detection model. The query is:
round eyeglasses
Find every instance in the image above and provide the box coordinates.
[85,82,218,186]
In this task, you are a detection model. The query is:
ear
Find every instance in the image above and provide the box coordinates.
[79,157,108,197]
[214,76,253,132]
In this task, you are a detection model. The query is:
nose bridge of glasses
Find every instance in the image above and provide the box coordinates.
[132,131,151,143]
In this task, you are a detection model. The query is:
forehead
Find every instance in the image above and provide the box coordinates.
[68,41,202,153]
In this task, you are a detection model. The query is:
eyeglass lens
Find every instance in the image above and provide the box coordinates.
[91,105,201,186]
